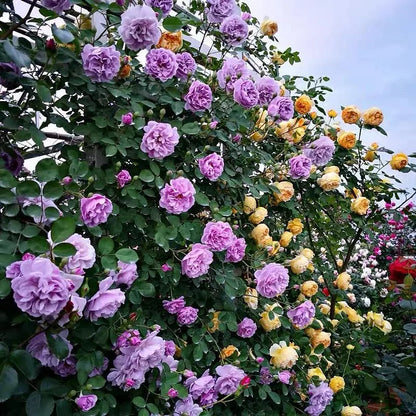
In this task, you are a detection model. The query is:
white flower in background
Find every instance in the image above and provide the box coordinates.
[362,297,371,307]
[379,288,388,298]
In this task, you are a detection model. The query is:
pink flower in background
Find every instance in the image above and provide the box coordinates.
[198,153,224,181]
[161,263,172,272]
[116,170,132,187]
[255,263,289,298]
[121,113,133,125]
[75,394,98,412]
[241,12,251,21]
[62,176,72,185]
[140,121,180,159]
[201,221,235,251]
[181,244,213,278]
[80,194,113,227]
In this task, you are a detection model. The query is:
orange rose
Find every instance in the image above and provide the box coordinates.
[362,107,383,126]
[295,95,313,114]
[118,64,132,79]
[156,31,183,52]
[337,131,356,149]
[341,106,361,124]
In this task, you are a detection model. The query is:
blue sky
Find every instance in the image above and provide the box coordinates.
[246,0,416,191]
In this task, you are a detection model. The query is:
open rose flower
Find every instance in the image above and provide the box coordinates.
[141,121,180,159]
[181,244,213,278]
[80,194,113,227]
[159,177,196,214]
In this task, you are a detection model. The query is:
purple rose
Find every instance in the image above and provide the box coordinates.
[199,388,218,407]
[176,52,197,80]
[0,148,24,175]
[119,5,161,51]
[233,78,259,108]
[268,96,294,121]
[165,340,176,356]
[85,277,125,321]
[75,394,98,412]
[89,357,109,377]
[278,370,292,384]
[198,153,224,181]
[62,176,72,185]
[177,306,198,325]
[289,155,312,179]
[220,15,248,46]
[287,300,315,329]
[256,76,280,106]
[145,48,178,82]
[237,317,257,338]
[159,177,196,214]
[181,244,213,278]
[184,370,215,399]
[52,355,77,377]
[64,233,96,272]
[81,44,120,83]
[201,221,235,251]
[161,263,172,272]
[215,364,245,395]
[140,121,180,159]
[259,367,273,385]
[122,113,133,125]
[217,58,248,93]
[241,12,251,21]
[305,382,333,416]
[11,257,71,318]
[80,194,113,227]
[0,63,21,89]
[112,261,138,287]
[6,260,23,279]
[40,0,71,14]
[116,329,142,350]
[206,0,239,23]
[225,237,246,262]
[255,262,289,298]
[145,0,173,16]
[303,136,335,166]
[162,296,186,314]
[184,80,212,113]
[173,397,203,416]
[116,169,132,187]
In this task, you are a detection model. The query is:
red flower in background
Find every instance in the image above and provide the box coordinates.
[389,257,416,284]
[322,287,330,297]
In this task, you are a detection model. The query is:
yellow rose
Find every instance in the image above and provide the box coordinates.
[295,95,313,114]
[249,207,268,225]
[346,344,355,350]
[366,311,384,327]
[317,172,340,191]
[319,303,330,315]
[362,107,383,126]
[156,31,183,52]
[328,109,337,118]
[275,118,306,143]
[260,19,278,36]
[290,255,310,274]
[251,224,269,242]
[337,131,357,149]
[208,311,220,333]
[259,304,281,332]
[310,111,317,120]
[287,218,303,235]
[329,376,345,393]
[76,15,92,30]
[244,288,258,310]
[271,51,285,65]
[267,241,281,256]
[364,150,376,162]
[390,153,408,170]
[370,142,379,150]
[307,367,326,381]
[243,196,257,214]
[379,320,392,334]
[279,231,293,248]
[310,331,331,349]
[220,345,240,359]
[341,406,362,416]
[269,341,299,368]
[335,272,351,290]
[273,181,294,203]
[330,319,339,328]
[324,166,339,174]
[336,259,344,268]
[344,307,364,324]
[345,188,362,199]
[341,105,361,124]
[351,197,370,216]
[118,64,132,79]
[301,281,318,297]
[250,131,265,142]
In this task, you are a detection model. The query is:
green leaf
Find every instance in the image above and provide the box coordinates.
[0,278,11,299]
[88,376,106,389]
[53,243,76,257]
[139,169,155,183]
[35,159,59,182]
[115,248,138,263]
[55,399,72,416]
[10,350,40,381]
[181,122,200,135]
[46,333,69,360]
[4,39,31,67]
[268,391,281,405]
[162,16,184,32]
[28,236,50,253]
[16,180,41,197]
[0,188,16,204]
[136,281,155,297]
[98,236,114,255]
[0,169,18,188]
[101,254,117,270]
[51,217,76,243]
[26,392,54,416]
[40,377,70,397]
[106,145,117,157]
[52,23,75,43]
[132,397,146,408]
[403,323,416,335]
[0,365,18,402]
[43,181,63,200]
[36,82,52,102]
[195,192,210,206]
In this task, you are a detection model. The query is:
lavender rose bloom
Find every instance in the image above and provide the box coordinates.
[75,394,98,412]
[181,244,213,278]
[184,370,215,399]
[177,306,198,325]
[217,58,248,93]
[81,44,120,82]
[0,63,21,89]
[6,260,23,279]
[89,357,109,377]
[173,397,203,416]
[237,317,257,338]
[206,0,239,23]
[225,237,246,263]
[145,48,178,82]
[278,370,291,384]
[176,52,197,80]
[118,5,161,51]
[256,76,280,106]
[159,177,196,214]
[52,355,77,377]
[41,0,71,14]
[116,169,132,187]
[303,136,335,166]
[64,234,96,272]
[268,96,294,121]
[80,194,113,227]
[140,121,180,159]
[112,261,138,287]
[121,113,133,125]
[287,300,316,329]
[184,80,212,113]
[305,382,334,416]
[165,340,176,356]
[11,257,71,318]
[0,148,24,175]
[259,367,273,385]
[220,15,248,46]
[198,153,224,181]
[201,221,235,251]
[85,277,125,321]
[162,296,186,314]
[289,155,313,179]
[255,263,289,298]
[215,364,245,395]
[233,78,259,108]
[145,0,173,16]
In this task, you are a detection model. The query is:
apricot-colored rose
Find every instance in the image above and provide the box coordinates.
[317,172,340,191]
[341,105,361,124]
[301,280,318,297]
[220,345,239,359]
[249,207,268,224]
[351,197,369,215]
[337,131,356,149]
[362,107,383,126]
[390,153,408,170]
[287,218,303,235]
[156,31,183,52]
[260,19,278,36]
[273,181,294,203]
[335,272,351,290]
[279,231,293,248]
[311,331,331,349]
[243,196,257,214]
[364,150,376,162]
[295,95,313,114]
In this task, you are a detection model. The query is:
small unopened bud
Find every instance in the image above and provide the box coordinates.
[87,176,94,183]
[159,108,166,118]
[146,109,154,116]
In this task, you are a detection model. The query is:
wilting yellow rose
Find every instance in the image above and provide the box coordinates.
[362,107,383,126]
[329,376,345,393]
[279,231,293,248]
[310,331,331,349]
[307,367,326,381]
[260,19,278,36]
[269,341,299,368]
[295,95,313,114]
[319,303,331,315]
[300,281,318,298]
[390,153,408,170]
[317,172,340,191]
[287,218,303,235]
[259,304,281,331]
[271,51,285,65]
[244,196,257,214]
[273,181,294,203]
[335,272,351,290]
[249,207,268,225]
[345,188,362,199]
[351,197,370,216]
[290,255,310,274]
[275,118,307,143]
[341,406,362,416]
[208,311,220,333]
[244,288,258,310]
[337,131,357,149]
[220,345,240,359]
[364,150,376,162]
[328,109,337,118]
[341,105,361,124]
[76,15,92,30]
[337,304,364,324]
[156,31,183,52]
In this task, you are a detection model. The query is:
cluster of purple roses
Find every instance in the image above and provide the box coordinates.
[163,296,199,326]
[305,382,334,416]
